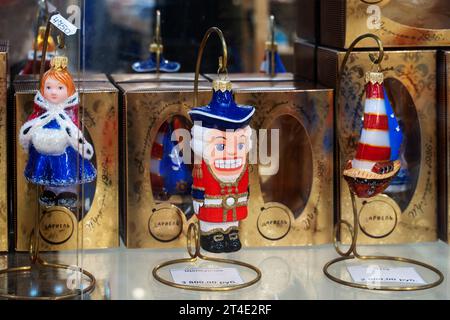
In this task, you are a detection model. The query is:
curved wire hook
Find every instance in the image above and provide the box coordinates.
[335,33,384,114]
[193,27,228,107]
[334,33,383,256]
[39,11,59,83]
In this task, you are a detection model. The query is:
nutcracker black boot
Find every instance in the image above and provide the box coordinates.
[39,190,57,207]
[200,230,226,253]
[56,192,79,210]
[224,227,242,252]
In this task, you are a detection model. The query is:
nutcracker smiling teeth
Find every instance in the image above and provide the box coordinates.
[19,55,97,209]
[189,79,255,253]
[343,71,403,198]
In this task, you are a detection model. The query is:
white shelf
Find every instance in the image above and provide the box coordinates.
[4,241,450,300]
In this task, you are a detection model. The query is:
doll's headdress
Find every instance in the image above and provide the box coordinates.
[50,56,69,72]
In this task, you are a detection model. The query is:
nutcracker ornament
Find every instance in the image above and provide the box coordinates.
[152,27,261,292]
[20,26,56,75]
[132,10,180,73]
[260,15,286,75]
[189,79,255,253]
[343,71,403,198]
[19,55,97,209]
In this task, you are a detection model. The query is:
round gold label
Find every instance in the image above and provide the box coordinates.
[257,203,292,241]
[39,206,75,245]
[148,204,183,242]
[358,195,400,239]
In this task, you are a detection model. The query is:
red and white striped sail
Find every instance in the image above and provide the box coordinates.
[352,77,390,172]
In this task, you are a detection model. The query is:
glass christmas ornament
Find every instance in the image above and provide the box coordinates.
[19,55,97,209]
[189,79,255,253]
[343,71,403,198]
[260,15,286,75]
[132,10,180,73]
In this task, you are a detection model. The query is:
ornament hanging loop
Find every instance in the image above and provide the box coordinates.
[194,27,228,106]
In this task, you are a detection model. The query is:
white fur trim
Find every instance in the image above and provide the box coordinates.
[199,221,239,232]
[34,91,79,110]
[20,92,94,160]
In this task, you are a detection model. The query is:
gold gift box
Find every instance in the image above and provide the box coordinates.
[0,41,8,252]
[438,50,450,243]
[111,74,211,248]
[320,0,450,48]
[13,76,120,251]
[229,80,334,247]
[317,47,438,244]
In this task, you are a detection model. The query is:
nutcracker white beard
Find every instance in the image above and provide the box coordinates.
[191,125,253,183]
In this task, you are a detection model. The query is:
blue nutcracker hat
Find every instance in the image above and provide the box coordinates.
[189,79,255,131]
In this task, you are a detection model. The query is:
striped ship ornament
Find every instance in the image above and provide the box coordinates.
[343,71,403,198]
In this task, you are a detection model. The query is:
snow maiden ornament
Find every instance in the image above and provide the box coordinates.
[19,55,96,209]
[189,79,255,253]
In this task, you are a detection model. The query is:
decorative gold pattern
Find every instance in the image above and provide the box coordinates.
[265,41,278,51]
[50,56,68,71]
[365,71,384,84]
[236,89,334,247]
[212,79,232,92]
[149,43,163,54]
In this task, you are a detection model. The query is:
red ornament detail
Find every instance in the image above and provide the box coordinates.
[355,143,391,162]
[365,82,384,99]
[363,113,389,130]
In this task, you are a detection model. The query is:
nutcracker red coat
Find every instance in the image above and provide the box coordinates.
[192,160,249,223]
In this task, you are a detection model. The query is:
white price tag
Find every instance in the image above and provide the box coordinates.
[170,268,244,287]
[50,13,78,36]
[347,265,426,285]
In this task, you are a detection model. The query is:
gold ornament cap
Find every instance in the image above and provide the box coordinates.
[265,41,278,51]
[365,71,384,84]
[50,56,69,71]
[212,79,232,92]
[149,43,163,53]
[35,26,56,52]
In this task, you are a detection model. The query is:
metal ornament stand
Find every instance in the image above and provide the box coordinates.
[0,13,96,300]
[153,10,162,74]
[153,27,262,291]
[323,33,444,291]
[269,15,276,77]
